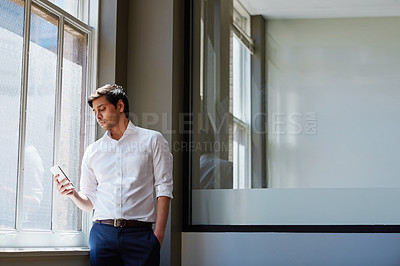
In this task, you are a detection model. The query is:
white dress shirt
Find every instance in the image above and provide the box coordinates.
[79,121,173,222]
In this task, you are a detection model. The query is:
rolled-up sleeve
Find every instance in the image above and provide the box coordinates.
[79,147,98,208]
[153,133,173,199]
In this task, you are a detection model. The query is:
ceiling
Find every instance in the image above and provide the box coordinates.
[239,0,400,19]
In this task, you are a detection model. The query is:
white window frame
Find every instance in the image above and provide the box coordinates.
[232,0,253,53]
[0,0,97,249]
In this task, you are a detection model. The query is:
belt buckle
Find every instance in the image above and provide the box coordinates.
[114,218,124,227]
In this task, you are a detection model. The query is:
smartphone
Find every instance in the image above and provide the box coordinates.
[50,165,74,190]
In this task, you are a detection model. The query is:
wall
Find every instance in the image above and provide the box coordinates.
[127,0,184,265]
[0,252,89,266]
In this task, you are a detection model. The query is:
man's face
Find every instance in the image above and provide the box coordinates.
[92,95,124,130]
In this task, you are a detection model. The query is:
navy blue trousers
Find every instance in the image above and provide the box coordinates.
[89,223,160,266]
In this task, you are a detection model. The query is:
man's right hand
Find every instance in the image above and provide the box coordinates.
[54,175,75,196]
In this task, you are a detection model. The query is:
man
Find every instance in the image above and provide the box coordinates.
[54,84,173,266]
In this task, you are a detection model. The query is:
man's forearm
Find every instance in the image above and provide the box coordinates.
[54,175,93,212]
[69,190,94,213]
[154,196,171,247]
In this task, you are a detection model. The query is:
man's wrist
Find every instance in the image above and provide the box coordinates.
[67,189,77,198]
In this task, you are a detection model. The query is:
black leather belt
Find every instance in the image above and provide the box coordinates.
[95,219,153,228]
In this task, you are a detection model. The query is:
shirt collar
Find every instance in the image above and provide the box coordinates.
[103,120,137,142]
[125,120,137,134]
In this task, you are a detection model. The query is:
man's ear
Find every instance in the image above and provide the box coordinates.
[117,99,124,113]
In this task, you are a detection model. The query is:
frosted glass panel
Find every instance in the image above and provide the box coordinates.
[0,0,24,230]
[193,189,400,225]
[55,22,87,231]
[267,17,400,188]
[22,4,58,230]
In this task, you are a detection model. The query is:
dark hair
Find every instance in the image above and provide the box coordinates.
[88,84,130,118]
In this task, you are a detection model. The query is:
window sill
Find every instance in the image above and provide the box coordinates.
[0,247,89,257]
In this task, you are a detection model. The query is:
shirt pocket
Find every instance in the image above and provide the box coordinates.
[123,154,149,180]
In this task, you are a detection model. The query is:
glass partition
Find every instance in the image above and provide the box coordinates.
[189,0,400,226]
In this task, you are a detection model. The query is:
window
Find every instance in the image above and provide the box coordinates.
[0,0,95,247]
[232,37,252,188]
[193,0,253,191]
[47,0,88,23]
[231,1,252,189]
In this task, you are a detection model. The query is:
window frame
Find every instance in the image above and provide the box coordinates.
[183,0,400,233]
[231,33,252,189]
[0,0,97,248]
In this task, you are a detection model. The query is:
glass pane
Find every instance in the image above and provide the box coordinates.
[55,21,87,231]
[232,36,251,189]
[232,36,250,122]
[0,0,25,230]
[233,123,250,189]
[48,0,80,19]
[195,0,234,191]
[196,2,252,193]
[22,3,58,230]
[192,0,400,225]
